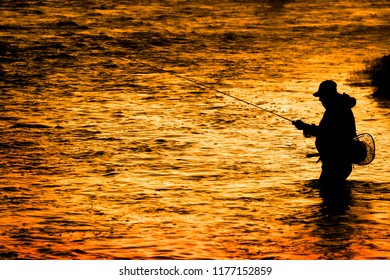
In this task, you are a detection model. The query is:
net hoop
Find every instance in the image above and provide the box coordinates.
[352,133,375,166]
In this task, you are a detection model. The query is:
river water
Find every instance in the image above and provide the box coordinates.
[0,0,389,259]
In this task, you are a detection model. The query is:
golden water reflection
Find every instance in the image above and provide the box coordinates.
[0,0,389,259]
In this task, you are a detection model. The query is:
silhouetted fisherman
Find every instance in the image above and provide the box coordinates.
[293,80,357,188]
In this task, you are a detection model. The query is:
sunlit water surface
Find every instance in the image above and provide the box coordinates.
[0,0,389,259]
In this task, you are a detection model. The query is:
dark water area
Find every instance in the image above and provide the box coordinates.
[0,0,389,259]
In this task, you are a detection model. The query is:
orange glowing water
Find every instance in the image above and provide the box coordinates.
[0,0,389,259]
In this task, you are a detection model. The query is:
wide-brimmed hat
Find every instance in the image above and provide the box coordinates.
[313,80,338,97]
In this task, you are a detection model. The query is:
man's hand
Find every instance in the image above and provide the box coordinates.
[292,120,306,130]
[292,120,317,137]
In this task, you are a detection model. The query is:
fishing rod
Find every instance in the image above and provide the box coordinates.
[123,57,293,122]
[123,58,381,164]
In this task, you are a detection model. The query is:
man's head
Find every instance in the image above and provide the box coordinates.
[313,80,338,97]
[314,80,339,109]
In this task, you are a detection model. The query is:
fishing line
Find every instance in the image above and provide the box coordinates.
[123,57,293,122]
[123,58,376,166]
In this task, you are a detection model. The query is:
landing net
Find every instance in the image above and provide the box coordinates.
[352,133,375,166]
